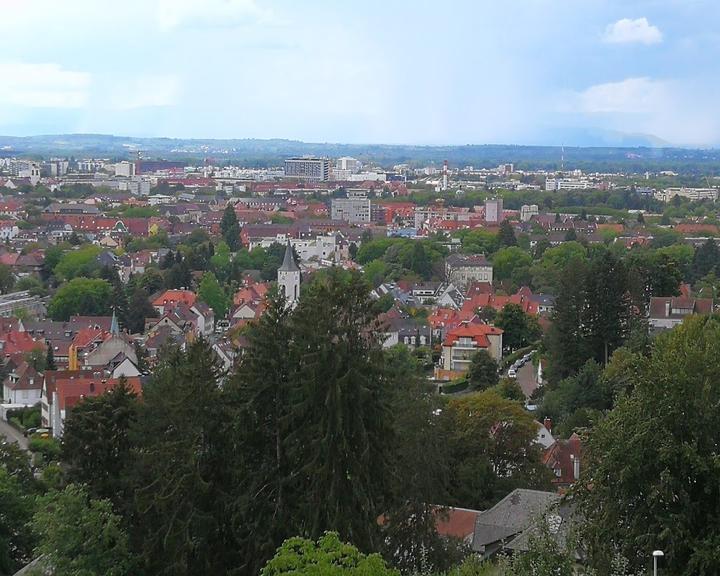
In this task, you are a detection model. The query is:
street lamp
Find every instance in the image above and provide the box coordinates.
[653,550,664,576]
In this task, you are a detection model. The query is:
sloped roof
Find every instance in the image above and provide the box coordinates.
[471,489,560,552]
[278,239,299,273]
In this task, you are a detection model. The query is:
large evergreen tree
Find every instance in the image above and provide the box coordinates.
[62,379,139,515]
[221,204,241,251]
[287,270,395,552]
[226,289,296,574]
[129,340,235,576]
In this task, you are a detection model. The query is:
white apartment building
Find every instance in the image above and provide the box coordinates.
[331,195,371,223]
[520,204,539,222]
[655,187,718,202]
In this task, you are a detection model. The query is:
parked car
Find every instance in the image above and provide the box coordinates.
[508,368,517,379]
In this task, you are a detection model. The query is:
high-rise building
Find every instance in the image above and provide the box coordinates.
[485,198,504,223]
[284,157,330,181]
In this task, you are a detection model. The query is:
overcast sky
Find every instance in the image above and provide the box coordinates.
[1,0,719,146]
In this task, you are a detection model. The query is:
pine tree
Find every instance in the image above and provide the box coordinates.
[226,288,295,574]
[129,340,235,576]
[497,220,517,247]
[691,238,719,281]
[45,342,56,371]
[126,286,158,334]
[546,257,589,382]
[287,270,395,552]
[62,378,139,515]
[583,250,631,365]
[221,204,241,251]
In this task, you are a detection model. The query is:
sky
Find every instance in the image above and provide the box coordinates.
[0,0,719,147]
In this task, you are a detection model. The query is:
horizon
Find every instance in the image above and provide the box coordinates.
[2,132,719,152]
[1,1,719,147]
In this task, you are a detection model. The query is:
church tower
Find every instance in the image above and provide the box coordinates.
[277,239,300,307]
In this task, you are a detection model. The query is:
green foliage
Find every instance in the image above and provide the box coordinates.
[28,437,61,464]
[126,285,158,334]
[0,263,15,294]
[62,379,139,513]
[47,277,112,320]
[530,241,587,293]
[579,314,720,575]
[497,220,517,247]
[53,244,102,280]
[445,391,551,510]
[130,340,232,575]
[33,484,134,576]
[495,304,541,352]
[467,349,499,391]
[0,468,34,574]
[198,271,229,318]
[220,204,241,251]
[262,532,399,576]
[491,247,532,283]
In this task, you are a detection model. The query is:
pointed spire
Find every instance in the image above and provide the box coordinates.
[278,238,299,273]
[110,307,120,336]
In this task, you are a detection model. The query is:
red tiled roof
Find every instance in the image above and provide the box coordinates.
[442,321,503,347]
[56,376,142,410]
[152,289,197,307]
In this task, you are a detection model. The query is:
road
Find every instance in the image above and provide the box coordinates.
[0,417,29,450]
[516,362,538,400]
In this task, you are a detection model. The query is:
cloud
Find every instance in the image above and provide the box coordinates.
[603,17,662,45]
[564,76,720,146]
[576,77,668,114]
[156,0,272,30]
[107,75,180,110]
[0,62,90,108]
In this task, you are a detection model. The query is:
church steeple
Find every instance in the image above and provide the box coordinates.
[110,308,120,336]
[277,239,300,307]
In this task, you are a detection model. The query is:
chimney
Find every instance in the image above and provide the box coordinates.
[571,454,580,481]
[665,300,671,317]
[543,417,552,432]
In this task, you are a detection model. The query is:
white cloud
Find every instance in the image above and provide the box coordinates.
[0,62,90,108]
[577,77,668,114]
[156,0,272,30]
[108,75,180,110]
[566,76,720,146]
[603,17,662,45]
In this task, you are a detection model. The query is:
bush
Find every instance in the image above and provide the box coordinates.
[6,406,41,430]
[29,437,61,464]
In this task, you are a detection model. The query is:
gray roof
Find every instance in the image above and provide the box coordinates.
[471,489,560,552]
[278,240,299,273]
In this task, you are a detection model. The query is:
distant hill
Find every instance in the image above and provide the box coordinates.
[1,133,719,173]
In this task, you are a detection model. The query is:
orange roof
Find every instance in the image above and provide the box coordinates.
[56,376,142,410]
[0,331,43,356]
[152,289,197,307]
[443,321,502,348]
[72,327,104,349]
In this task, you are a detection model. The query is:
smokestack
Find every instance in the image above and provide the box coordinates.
[543,417,552,432]
[442,160,448,191]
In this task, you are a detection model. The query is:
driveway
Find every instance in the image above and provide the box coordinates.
[0,418,30,450]
[516,362,538,400]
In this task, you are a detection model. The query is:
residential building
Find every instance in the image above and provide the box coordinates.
[331,195,371,223]
[445,254,493,288]
[648,296,714,330]
[470,489,561,559]
[520,204,539,222]
[436,321,503,380]
[2,361,41,406]
[543,433,583,490]
[284,157,330,181]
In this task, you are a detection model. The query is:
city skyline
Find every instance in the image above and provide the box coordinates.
[1,0,719,147]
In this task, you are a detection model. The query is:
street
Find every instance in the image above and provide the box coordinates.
[0,417,30,450]
[516,362,538,400]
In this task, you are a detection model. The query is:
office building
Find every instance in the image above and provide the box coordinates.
[284,157,330,181]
